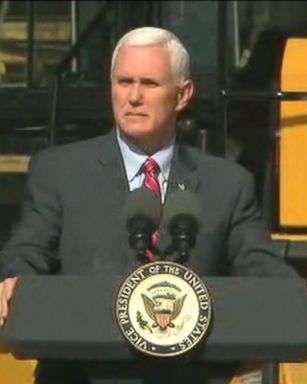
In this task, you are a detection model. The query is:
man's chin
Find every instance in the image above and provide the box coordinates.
[119,127,160,152]
[119,125,153,141]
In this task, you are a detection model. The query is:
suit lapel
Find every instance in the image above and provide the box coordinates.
[157,142,200,258]
[96,130,129,210]
[167,144,199,195]
[94,131,135,270]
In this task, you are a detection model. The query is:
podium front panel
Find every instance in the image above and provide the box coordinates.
[1,275,306,362]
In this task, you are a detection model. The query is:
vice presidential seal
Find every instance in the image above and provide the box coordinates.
[115,261,212,357]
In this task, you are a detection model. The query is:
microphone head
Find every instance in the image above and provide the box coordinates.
[164,190,202,231]
[123,187,162,232]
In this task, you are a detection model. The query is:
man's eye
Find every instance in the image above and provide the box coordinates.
[118,78,132,85]
[143,80,158,87]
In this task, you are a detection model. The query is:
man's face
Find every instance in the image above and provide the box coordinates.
[111,44,193,151]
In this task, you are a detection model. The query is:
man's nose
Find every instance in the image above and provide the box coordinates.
[128,83,143,105]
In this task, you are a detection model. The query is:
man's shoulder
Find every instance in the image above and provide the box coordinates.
[185,145,252,181]
[29,133,113,168]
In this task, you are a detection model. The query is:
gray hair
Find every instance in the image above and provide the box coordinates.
[110,27,190,84]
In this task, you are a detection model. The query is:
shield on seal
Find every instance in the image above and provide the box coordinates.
[155,311,172,329]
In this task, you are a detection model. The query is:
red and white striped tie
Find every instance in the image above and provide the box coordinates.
[142,158,161,261]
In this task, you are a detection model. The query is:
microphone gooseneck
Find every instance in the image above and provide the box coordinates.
[123,188,162,261]
[164,191,201,262]
[168,213,198,261]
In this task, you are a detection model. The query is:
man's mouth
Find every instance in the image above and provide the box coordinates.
[125,112,147,116]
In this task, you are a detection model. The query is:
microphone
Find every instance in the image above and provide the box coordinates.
[123,188,162,260]
[164,191,201,262]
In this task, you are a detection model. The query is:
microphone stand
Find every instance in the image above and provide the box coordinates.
[129,232,150,263]
[169,214,198,263]
[173,234,193,263]
[127,214,155,263]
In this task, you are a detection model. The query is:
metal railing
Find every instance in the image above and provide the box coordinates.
[47,2,109,146]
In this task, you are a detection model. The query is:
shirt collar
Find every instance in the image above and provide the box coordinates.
[116,128,175,182]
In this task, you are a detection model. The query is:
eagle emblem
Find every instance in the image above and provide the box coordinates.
[140,281,187,331]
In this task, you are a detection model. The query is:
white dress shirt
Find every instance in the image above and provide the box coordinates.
[116,129,175,203]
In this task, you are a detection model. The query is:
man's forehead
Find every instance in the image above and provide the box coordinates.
[113,44,172,77]
[119,42,168,53]
[116,44,170,63]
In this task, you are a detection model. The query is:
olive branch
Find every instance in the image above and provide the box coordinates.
[136,311,153,333]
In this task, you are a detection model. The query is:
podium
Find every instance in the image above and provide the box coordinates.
[0,275,307,383]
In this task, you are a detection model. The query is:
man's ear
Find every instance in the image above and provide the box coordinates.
[175,80,194,112]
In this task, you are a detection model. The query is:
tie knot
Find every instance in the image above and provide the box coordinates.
[143,158,160,176]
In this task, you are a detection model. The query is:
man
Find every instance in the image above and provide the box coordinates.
[0,27,299,383]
